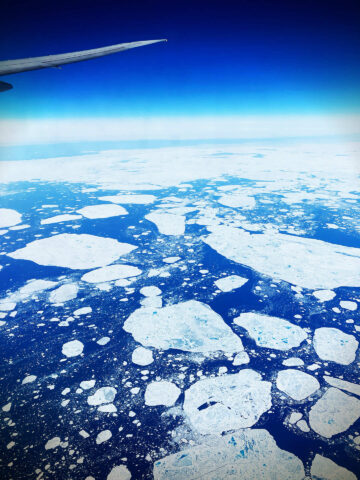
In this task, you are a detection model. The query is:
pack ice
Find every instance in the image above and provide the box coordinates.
[8,234,137,269]
[203,226,360,289]
[153,428,304,480]
[123,300,244,354]
[183,370,271,434]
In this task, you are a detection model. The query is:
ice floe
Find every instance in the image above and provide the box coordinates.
[99,194,155,204]
[214,274,248,292]
[8,234,137,269]
[45,437,61,450]
[77,204,128,218]
[145,381,181,406]
[40,214,82,225]
[131,347,154,366]
[97,337,110,346]
[323,376,360,396]
[313,327,358,365]
[96,429,112,444]
[145,212,185,236]
[282,357,304,367]
[49,284,78,304]
[203,226,360,289]
[19,279,57,296]
[183,370,271,434]
[340,300,357,311]
[73,306,92,316]
[218,194,256,209]
[107,465,131,480]
[87,387,117,406]
[22,375,37,384]
[153,428,304,480]
[80,380,96,390]
[233,351,250,365]
[312,290,336,302]
[81,265,141,283]
[124,300,244,354]
[309,388,360,438]
[310,454,356,480]
[0,208,22,228]
[140,286,161,297]
[62,340,84,358]
[234,312,307,351]
[276,369,319,400]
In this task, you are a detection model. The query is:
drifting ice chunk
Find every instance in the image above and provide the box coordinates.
[22,375,37,384]
[214,275,248,292]
[313,327,358,365]
[107,465,132,480]
[81,265,141,283]
[88,387,117,406]
[282,357,304,367]
[234,312,307,351]
[153,428,304,480]
[313,290,336,302]
[45,437,61,450]
[131,347,154,366]
[145,212,185,236]
[340,300,357,311]
[19,279,57,295]
[80,380,96,390]
[99,194,155,204]
[0,208,22,228]
[77,204,128,218]
[74,306,92,316]
[323,376,360,397]
[124,300,244,354]
[203,226,360,289]
[233,351,250,365]
[0,301,16,311]
[311,454,356,480]
[98,403,117,412]
[41,214,82,225]
[145,381,181,406]
[218,194,256,209]
[49,284,78,304]
[8,234,137,269]
[309,388,360,438]
[140,286,161,297]
[62,340,84,357]
[96,429,112,444]
[276,369,319,400]
[183,370,271,435]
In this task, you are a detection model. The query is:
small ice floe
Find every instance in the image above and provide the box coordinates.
[41,214,82,225]
[282,357,304,367]
[107,465,131,480]
[145,381,181,406]
[79,430,90,438]
[131,347,154,366]
[217,194,255,209]
[313,327,358,365]
[232,351,250,365]
[145,212,185,236]
[276,369,320,401]
[45,437,61,450]
[77,204,128,218]
[310,454,356,480]
[98,403,117,413]
[87,387,117,406]
[162,257,180,264]
[309,388,360,438]
[96,429,112,444]
[234,312,307,351]
[81,265,141,283]
[62,340,84,357]
[2,402,11,412]
[141,296,163,308]
[97,337,110,346]
[323,376,360,397]
[153,428,304,480]
[183,370,271,435]
[340,300,357,311]
[0,301,16,311]
[99,194,155,204]
[297,420,310,432]
[8,233,137,269]
[124,300,244,354]
[80,380,96,390]
[22,375,37,385]
[312,290,336,302]
[19,279,57,296]
[288,412,302,424]
[140,286,162,297]
[0,208,22,228]
[49,284,78,304]
[73,306,92,316]
[214,275,248,292]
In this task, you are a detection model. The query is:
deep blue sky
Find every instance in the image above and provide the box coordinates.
[1,0,360,118]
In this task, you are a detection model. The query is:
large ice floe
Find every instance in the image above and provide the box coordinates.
[234,312,307,351]
[309,388,360,438]
[214,274,248,292]
[276,369,320,400]
[145,212,185,236]
[144,381,181,406]
[81,265,141,283]
[123,300,244,354]
[0,208,22,228]
[153,428,304,480]
[61,340,84,358]
[310,454,357,480]
[183,370,271,434]
[217,194,256,209]
[313,327,358,365]
[8,234,136,269]
[203,226,360,289]
[77,204,128,218]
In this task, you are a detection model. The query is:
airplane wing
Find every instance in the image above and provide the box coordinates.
[0,39,166,91]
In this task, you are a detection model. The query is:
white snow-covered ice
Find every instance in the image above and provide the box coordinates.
[62,340,84,358]
[77,204,128,218]
[0,208,22,228]
[313,327,358,365]
[214,274,248,292]
[276,369,320,400]
[81,265,141,283]
[145,212,185,236]
[145,381,181,406]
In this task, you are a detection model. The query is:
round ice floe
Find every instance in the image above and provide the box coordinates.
[107,465,132,480]
[140,286,161,297]
[232,351,250,365]
[100,194,155,205]
[234,312,307,351]
[276,369,320,401]
[77,204,128,219]
[131,347,154,366]
[62,340,84,358]
[153,429,304,480]
[214,275,248,292]
[183,370,272,435]
[96,429,112,444]
[340,300,357,311]
[81,265,141,283]
[49,284,78,304]
[87,387,117,406]
[309,387,360,438]
[8,233,136,269]
[0,301,16,311]
[80,380,96,390]
[145,381,181,406]
[311,454,357,480]
[313,327,358,365]
[0,208,22,228]
[312,290,336,302]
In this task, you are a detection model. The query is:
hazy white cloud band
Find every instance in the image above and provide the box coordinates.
[0,114,359,146]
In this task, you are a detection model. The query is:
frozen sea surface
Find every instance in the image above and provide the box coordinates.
[0,140,359,479]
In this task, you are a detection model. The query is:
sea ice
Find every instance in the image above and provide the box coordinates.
[153,428,304,480]
[49,284,78,304]
[0,301,16,311]
[99,194,155,204]
[96,429,112,444]
[233,351,250,365]
[309,388,360,438]
[203,226,360,289]
[124,300,244,354]
[183,370,271,434]
[0,208,22,228]
[80,380,96,390]
[282,357,304,367]
[19,279,57,295]
[87,387,117,406]
[41,214,82,225]
[145,381,181,406]
[107,465,132,480]
[145,212,185,236]
[234,312,307,351]
[81,264,141,283]
[163,256,180,264]
[77,204,128,218]
[312,290,336,302]
[8,234,136,269]
[313,327,358,365]
[73,306,92,316]
[98,403,117,412]
[22,375,37,384]
[140,286,162,297]
[131,346,154,366]
[218,194,256,209]
[276,369,320,400]
[97,337,110,346]
[62,340,84,357]
[214,275,248,292]
[45,437,61,450]
[310,454,356,480]
[340,300,357,311]
[323,376,360,396]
